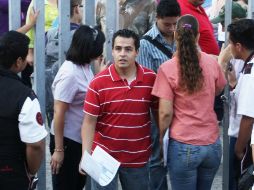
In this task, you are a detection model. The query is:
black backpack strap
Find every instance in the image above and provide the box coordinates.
[142,35,173,59]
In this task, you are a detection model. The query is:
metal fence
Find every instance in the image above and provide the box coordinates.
[6,0,254,189]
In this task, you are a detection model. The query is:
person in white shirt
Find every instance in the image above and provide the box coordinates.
[225,19,254,167]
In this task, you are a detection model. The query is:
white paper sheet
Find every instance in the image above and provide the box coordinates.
[163,129,169,166]
[80,146,120,186]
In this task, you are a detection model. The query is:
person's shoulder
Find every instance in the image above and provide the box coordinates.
[200,51,217,62]
[139,65,157,82]
[7,76,31,92]
[139,65,157,84]
[158,57,178,76]
[200,51,218,63]
[141,65,156,74]
[142,25,157,38]
[200,52,222,73]
[140,64,154,71]
[12,79,34,103]
[243,57,254,75]
[56,60,78,77]
[91,66,111,83]
[161,56,177,68]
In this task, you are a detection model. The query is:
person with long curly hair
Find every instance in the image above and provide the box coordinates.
[152,15,226,190]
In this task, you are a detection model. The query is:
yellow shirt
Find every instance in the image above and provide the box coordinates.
[26,0,58,48]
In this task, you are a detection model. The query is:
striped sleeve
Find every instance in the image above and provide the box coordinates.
[83,81,101,117]
[136,39,154,70]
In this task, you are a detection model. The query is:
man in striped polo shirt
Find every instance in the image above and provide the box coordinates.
[81,29,157,190]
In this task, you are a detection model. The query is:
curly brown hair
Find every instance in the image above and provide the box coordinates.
[176,15,204,94]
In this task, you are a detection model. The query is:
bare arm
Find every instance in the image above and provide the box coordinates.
[26,139,45,175]
[159,98,173,146]
[50,100,69,174]
[218,44,233,73]
[235,115,254,159]
[81,114,97,155]
[79,114,97,174]
[17,9,39,34]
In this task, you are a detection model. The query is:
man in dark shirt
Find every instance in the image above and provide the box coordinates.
[0,31,47,190]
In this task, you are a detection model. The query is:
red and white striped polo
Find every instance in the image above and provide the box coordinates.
[84,63,157,167]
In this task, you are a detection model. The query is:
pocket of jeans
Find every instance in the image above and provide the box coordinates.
[211,139,222,161]
[183,146,201,167]
[168,141,201,168]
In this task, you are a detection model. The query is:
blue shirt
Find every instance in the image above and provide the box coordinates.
[136,23,175,72]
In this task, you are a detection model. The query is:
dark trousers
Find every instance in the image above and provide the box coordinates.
[229,137,241,190]
[50,134,86,190]
[0,158,30,190]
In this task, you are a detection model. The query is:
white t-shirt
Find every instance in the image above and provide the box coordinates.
[228,59,244,137]
[234,57,254,143]
[18,96,48,143]
[51,60,94,143]
[237,57,254,118]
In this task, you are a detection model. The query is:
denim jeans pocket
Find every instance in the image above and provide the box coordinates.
[211,139,222,161]
[168,140,201,169]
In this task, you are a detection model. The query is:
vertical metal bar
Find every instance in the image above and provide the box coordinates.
[84,0,95,26]
[105,0,118,61]
[8,0,21,30]
[33,1,46,189]
[224,0,232,45]
[247,0,254,19]
[222,1,232,190]
[58,0,70,65]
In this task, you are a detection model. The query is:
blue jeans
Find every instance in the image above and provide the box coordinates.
[149,114,168,190]
[91,165,149,190]
[167,138,222,190]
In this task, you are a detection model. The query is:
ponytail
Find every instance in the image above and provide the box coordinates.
[176,15,204,94]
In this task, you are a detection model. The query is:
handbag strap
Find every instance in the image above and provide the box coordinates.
[142,35,173,59]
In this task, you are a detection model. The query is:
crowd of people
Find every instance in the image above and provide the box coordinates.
[0,0,254,190]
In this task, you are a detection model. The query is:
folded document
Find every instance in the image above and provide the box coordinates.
[80,146,120,186]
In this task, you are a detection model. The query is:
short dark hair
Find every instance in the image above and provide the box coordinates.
[227,19,254,50]
[0,31,29,69]
[66,25,105,65]
[156,0,181,18]
[112,29,140,50]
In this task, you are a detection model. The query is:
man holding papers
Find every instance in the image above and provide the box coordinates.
[81,29,158,190]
